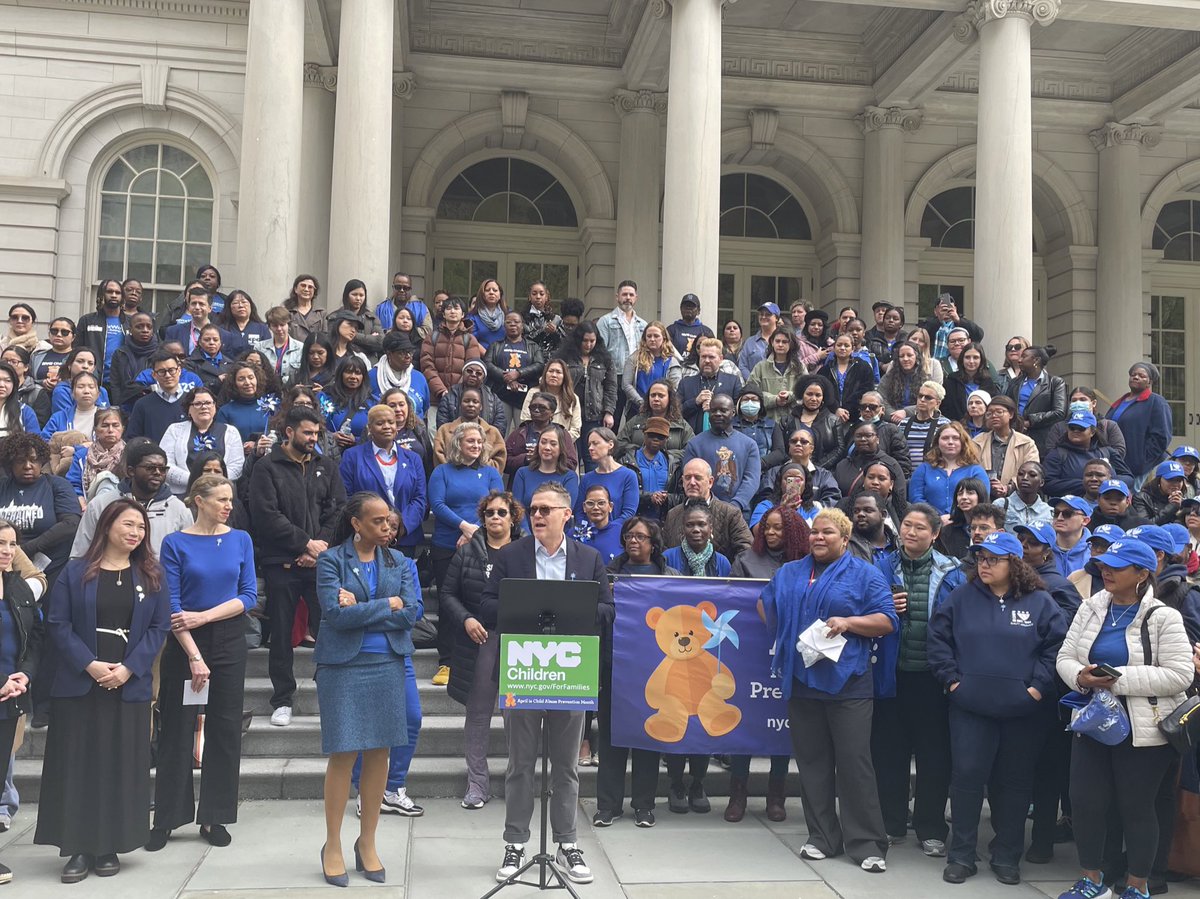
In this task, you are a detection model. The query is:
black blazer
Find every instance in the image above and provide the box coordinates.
[818,358,875,420]
[0,570,42,716]
[479,535,614,639]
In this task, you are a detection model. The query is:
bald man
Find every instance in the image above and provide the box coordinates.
[662,458,753,558]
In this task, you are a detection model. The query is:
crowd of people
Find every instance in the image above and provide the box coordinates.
[0,272,1197,892]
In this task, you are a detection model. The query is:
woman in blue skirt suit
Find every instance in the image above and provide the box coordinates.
[315,493,422,886]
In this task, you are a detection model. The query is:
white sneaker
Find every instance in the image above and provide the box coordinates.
[381,788,424,817]
[555,843,593,884]
[269,706,292,727]
[861,856,887,873]
[496,843,525,882]
[799,843,827,861]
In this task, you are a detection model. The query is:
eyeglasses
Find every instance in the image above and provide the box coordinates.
[153,367,180,376]
[529,404,551,413]
[49,328,73,336]
[1053,509,1082,519]
[789,438,812,446]
[860,404,880,411]
[136,463,168,473]
[8,315,30,323]
[975,554,1006,568]
[190,400,215,408]
[528,504,568,518]
[917,393,938,401]
[483,508,510,518]
[393,284,411,292]
[625,533,651,543]
[583,500,609,509]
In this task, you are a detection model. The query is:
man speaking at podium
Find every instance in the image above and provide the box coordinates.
[480,481,613,886]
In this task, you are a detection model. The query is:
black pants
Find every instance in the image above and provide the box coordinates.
[265,563,319,709]
[1030,718,1074,850]
[594,684,659,814]
[789,695,888,864]
[729,754,790,780]
[665,754,708,785]
[947,704,1048,869]
[871,669,951,842]
[430,545,457,668]
[1071,732,1177,879]
[154,616,248,830]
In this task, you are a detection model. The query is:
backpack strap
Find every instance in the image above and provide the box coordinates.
[1140,604,1160,709]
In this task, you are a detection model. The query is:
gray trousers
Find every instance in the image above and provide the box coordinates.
[788,695,888,864]
[502,708,584,845]
[464,637,500,800]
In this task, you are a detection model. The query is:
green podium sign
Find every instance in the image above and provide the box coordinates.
[498,634,600,711]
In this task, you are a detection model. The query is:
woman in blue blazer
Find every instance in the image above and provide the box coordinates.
[315,493,422,886]
[34,498,170,884]
[338,405,428,554]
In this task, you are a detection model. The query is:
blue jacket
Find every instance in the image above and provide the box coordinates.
[1106,391,1174,478]
[50,383,110,416]
[927,578,1067,717]
[682,428,762,513]
[663,546,732,578]
[7,403,40,436]
[909,463,990,515]
[1042,440,1133,498]
[871,548,964,698]
[163,321,243,358]
[44,558,170,703]
[339,441,427,548]
[1033,559,1083,619]
[678,372,741,434]
[368,367,430,419]
[313,541,422,665]
[428,462,504,549]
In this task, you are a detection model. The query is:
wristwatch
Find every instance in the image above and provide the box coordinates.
[190,653,203,663]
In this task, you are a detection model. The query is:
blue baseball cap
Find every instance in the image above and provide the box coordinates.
[970,531,1024,558]
[1053,495,1094,517]
[758,302,782,316]
[1172,445,1199,462]
[1014,521,1054,546]
[1092,538,1159,571]
[1099,479,1131,498]
[1125,524,1175,555]
[1163,523,1191,555]
[1088,524,1125,545]
[1067,410,1097,429]
[1156,460,1186,480]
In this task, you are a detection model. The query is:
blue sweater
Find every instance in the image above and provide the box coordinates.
[908,463,990,515]
[1106,391,1174,478]
[216,396,272,439]
[576,466,639,522]
[576,518,626,564]
[468,314,505,352]
[511,467,580,526]
[161,529,257,614]
[428,462,503,549]
[682,429,762,513]
[927,578,1067,717]
[127,392,188,443]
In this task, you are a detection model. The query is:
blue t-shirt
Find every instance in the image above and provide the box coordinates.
[1088,601,1139,667]
[359,560,391,653]
[104,315,124,376]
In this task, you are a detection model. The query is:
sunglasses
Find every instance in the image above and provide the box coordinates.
[49,328,73,336]
[1053,509,1082,519]
[1006,344,1025,352]
[860,404,880,411]
[482,508,509,518]
[918,394,938,401]
[8,315,31,323]
[528,504,568,518]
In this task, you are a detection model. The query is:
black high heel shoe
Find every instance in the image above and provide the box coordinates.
[353,838,386,883]
[320,844,348,888]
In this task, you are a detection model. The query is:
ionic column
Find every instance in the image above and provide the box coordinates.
[613,89,666,317]
[660,0,736,328]
[1092,122,1160,400]
[857,106,922,308]
[327,0,395,298]
[235,0,304,302]
[957,0,1059,344]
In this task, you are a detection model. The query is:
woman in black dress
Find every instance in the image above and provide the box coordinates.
[35,498,170,883]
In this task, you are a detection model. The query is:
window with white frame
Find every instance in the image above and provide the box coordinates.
[96,143,215,312]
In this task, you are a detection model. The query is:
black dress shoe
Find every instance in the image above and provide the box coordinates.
[1025,844,1054,864]
[991,863,1021,885]
[61,855,91,884]
[145,828,171,852]
[94,854,120,877]
[200,824,232,847]
[943,862,978,884]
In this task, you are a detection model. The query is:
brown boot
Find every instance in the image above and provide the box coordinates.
[724,777,748,822]
[765,778,787,822]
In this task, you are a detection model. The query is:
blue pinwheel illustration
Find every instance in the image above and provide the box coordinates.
[702,609,739,673]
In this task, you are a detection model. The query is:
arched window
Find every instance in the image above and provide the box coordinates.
[719,173,811,240]
[437,157,578,227]
[96,143,214,311]
[1153,199,1200,262]
[921,186,975,249]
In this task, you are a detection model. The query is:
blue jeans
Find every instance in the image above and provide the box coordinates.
[351,655,422,792]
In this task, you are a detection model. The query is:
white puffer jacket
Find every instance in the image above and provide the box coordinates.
[1056,590,1193,747]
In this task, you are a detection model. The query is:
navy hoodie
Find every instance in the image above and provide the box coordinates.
[927,578,1067,718]
[1033,559,1083,620]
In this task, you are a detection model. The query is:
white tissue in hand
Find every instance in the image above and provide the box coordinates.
[796,618,847,668]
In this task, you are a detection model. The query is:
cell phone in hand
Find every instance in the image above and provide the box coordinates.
[1092,663,1123,680]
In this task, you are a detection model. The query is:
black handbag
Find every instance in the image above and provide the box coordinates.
[1140,607,1200,754]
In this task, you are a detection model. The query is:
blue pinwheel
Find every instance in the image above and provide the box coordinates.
[702,609,740,672]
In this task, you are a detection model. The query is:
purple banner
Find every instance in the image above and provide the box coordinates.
[610,575,793,756]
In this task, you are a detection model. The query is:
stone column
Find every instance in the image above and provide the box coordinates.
[958,0,1059,344]
[235,0,304,303]
[1092,122,1159,401]
[613,89,666,317]
[389,73,416,288]
[298,65,337,290]
[660,0,735,329]
[857,106,921,308]
[327,0,395,298]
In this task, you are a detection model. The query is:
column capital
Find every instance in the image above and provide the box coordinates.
[613,89,667,118]
[304,63,337,92]
[1089,121,1162,151]
[656,0,739,15]
[954,0,1060,43]
[392,71,416,101]
[856,105,923,134]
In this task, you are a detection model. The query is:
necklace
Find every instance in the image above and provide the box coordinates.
[114,566,129,586]
[1109,601,1138,628]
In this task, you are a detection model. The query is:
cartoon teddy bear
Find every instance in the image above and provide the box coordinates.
[643,601,741,743]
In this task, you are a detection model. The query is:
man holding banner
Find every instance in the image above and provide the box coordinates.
[479,482,612,886]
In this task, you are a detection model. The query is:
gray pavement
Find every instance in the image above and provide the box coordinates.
[0,797,1197,898]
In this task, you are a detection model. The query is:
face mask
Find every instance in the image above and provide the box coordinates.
[740,401,761,418]
[1069,401,1090,416]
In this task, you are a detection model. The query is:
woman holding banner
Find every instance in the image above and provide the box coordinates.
[593,517,681,829]
[761,507,897,872]
[725,506,810,823]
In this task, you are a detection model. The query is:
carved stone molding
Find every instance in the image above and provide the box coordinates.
[651,0,668,18]
[613,89,667,117]
[61,0,246,19]
[500,90,529,137]
[393,72,416,101]
[1089,122,1163,152]
[955,0,1061,43]
[304,63,337,93]
[140,62,169,110]
[855,105,923,134]
[747,108,779,150]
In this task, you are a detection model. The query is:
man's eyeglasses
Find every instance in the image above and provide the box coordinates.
[153,367,180,377]
[860,403,880,411]
[49,328,73,337]
[483,508,510,519]
[393,284,411,293]
[136,463,168,474]
[528,504,568,518]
